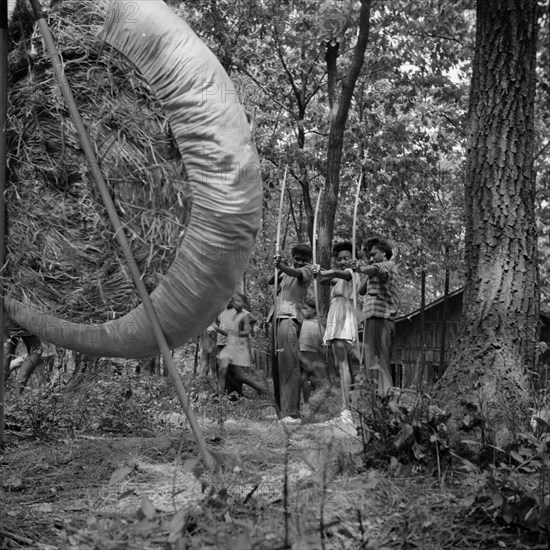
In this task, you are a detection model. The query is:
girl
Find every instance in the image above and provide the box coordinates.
[314,241,360,432]
[214,292,267,397]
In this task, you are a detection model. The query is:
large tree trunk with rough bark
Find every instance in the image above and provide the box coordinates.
[435,0,539,446]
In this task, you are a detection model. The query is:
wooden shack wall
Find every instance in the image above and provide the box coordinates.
[392,292,550,388]
[392,292,462,387]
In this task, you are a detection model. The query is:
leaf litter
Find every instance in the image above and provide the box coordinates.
[2,401,546,549]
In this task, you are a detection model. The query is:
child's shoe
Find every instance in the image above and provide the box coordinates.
[280,416,301,425]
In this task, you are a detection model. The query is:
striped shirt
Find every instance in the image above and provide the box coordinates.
[213,308,238,346]
[362,261,400,320]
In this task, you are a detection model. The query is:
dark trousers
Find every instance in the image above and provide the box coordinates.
[364,318,395,393]
[273,318,301,418]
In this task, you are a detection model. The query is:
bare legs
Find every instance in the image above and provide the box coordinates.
[217,357,230,394]
[331,339,352,411]
[218,360,267,396]
[230,365,267,395]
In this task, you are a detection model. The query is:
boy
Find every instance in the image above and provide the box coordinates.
[268,244,313,423]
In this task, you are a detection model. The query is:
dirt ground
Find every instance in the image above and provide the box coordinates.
[1,409,545,549]
[0,361,547,550]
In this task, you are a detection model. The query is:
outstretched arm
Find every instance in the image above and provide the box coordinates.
[353,261,389,281]
[273,256,307,280]
[317,268,353,283]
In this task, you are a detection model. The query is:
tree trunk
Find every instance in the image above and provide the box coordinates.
[318,0,371,287]
[435,0,538,445]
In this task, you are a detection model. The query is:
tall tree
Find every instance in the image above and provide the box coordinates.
[436,0,539,442]
[317,0,371,283]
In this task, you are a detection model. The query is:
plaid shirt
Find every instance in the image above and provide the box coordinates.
[362,261,400,320]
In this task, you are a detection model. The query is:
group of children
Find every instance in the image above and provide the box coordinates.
[271,236,399,430]
[206,236,400,433]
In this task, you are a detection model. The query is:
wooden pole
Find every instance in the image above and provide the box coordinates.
[438,246,450,380]
[193,337,200,376]
[29,0,215,468]
[418,269,427,387]
[351,173,363,311]
[272,165,288,410]
[312,186,323,326]
[351,173,364,374]
[0,0,8,448]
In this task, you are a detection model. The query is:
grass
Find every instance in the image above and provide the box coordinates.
[1,351,548,550]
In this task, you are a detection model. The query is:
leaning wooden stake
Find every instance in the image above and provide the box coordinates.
[0,0,8,448]
[29,0,215,469]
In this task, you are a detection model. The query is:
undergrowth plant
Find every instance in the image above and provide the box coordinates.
[351,375,451,473]
[455,426,550,542]
[5,364,179,438]
[445,356,550,541]
[5,384,78,439]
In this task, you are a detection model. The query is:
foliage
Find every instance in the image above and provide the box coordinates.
[349,375,550,542]
[5,385,77,439]
[457,428,550,540]
[177,0,475,315]
[345,2,474,309]
[535,4,550,311]
[351,379,451,470]
[4,366,179,438]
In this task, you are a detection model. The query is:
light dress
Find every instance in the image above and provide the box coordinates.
[217,310,252,367]
[323,268,361,345]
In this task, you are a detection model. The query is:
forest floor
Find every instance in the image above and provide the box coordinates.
[0,358,548,550]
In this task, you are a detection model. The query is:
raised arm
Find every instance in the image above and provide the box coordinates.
[274,256,307,280]
[353,262,389,281]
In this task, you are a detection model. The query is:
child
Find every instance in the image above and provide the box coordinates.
[210,293,266,397]
[268,244,314,423]
[298,297,328,403]
[356,237,400,395]
[207,297,242,394]
[314,241,360,434]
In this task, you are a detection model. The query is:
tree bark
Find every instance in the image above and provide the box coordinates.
[435,0,538,445]
[318,0,371,284]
